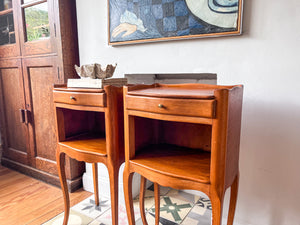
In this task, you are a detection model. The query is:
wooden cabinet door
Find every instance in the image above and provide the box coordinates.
[17,0,56,56]
[22,56,59,176]
[0,0,21,58]
[0,59,29,165]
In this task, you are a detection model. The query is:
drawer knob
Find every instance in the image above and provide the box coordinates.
[158,104,164,108]
[70,96,76,100]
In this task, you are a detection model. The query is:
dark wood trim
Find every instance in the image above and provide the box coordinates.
[0,8,13,16]
[55,0,79,81]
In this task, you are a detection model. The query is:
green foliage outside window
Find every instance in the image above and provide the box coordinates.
[25,7,50,42]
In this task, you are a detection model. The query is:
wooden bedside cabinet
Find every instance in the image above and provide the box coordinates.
[53,85,124,225]
[123,83,243,225]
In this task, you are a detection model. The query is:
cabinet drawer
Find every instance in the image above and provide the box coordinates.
[53,91,106,107]
[126,95,215,118]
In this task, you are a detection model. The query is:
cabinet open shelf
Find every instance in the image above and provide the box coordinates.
[123,84,244,225]
[131,143,211,183]
[59,133,106,156]
[54,85,125,224]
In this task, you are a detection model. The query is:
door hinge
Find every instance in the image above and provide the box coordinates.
[19,109,25,123]
[57,67,60,81]
[54,23,57,37]
[19,109,30,125]
[24,110,30,125]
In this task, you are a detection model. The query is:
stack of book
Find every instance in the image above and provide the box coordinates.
[102,78,128,87]
[67,78,127,88]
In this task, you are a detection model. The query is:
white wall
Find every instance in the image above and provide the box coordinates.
[76,1,300,224]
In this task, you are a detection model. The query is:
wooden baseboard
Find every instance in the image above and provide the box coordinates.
[1,157,82,192]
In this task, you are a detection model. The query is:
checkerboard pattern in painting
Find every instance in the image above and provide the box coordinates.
[126,0,214,37]
[43,187,212,225]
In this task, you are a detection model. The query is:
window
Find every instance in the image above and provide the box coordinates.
[0,0,15,46]
[22,0,50,42]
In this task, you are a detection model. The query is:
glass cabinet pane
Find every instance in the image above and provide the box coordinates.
[24,2,50,42]
[0,12,15,46]
[0,0,13,11]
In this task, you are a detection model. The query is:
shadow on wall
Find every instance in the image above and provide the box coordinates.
[238,99,300,225]
[241,0,254,37]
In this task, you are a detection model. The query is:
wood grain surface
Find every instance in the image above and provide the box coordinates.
[123,83,243,225]
[0,165,92,225]
[54,86,125,225]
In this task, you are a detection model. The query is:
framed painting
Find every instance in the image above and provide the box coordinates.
[108,0,243,45]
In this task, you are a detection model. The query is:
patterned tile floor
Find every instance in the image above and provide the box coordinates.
[44,185,212,225]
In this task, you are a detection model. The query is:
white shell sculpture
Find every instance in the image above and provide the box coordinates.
[75,63,117,79]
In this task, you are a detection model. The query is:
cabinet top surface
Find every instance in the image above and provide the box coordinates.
[53,86,104,93]
[127,86,216,99]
